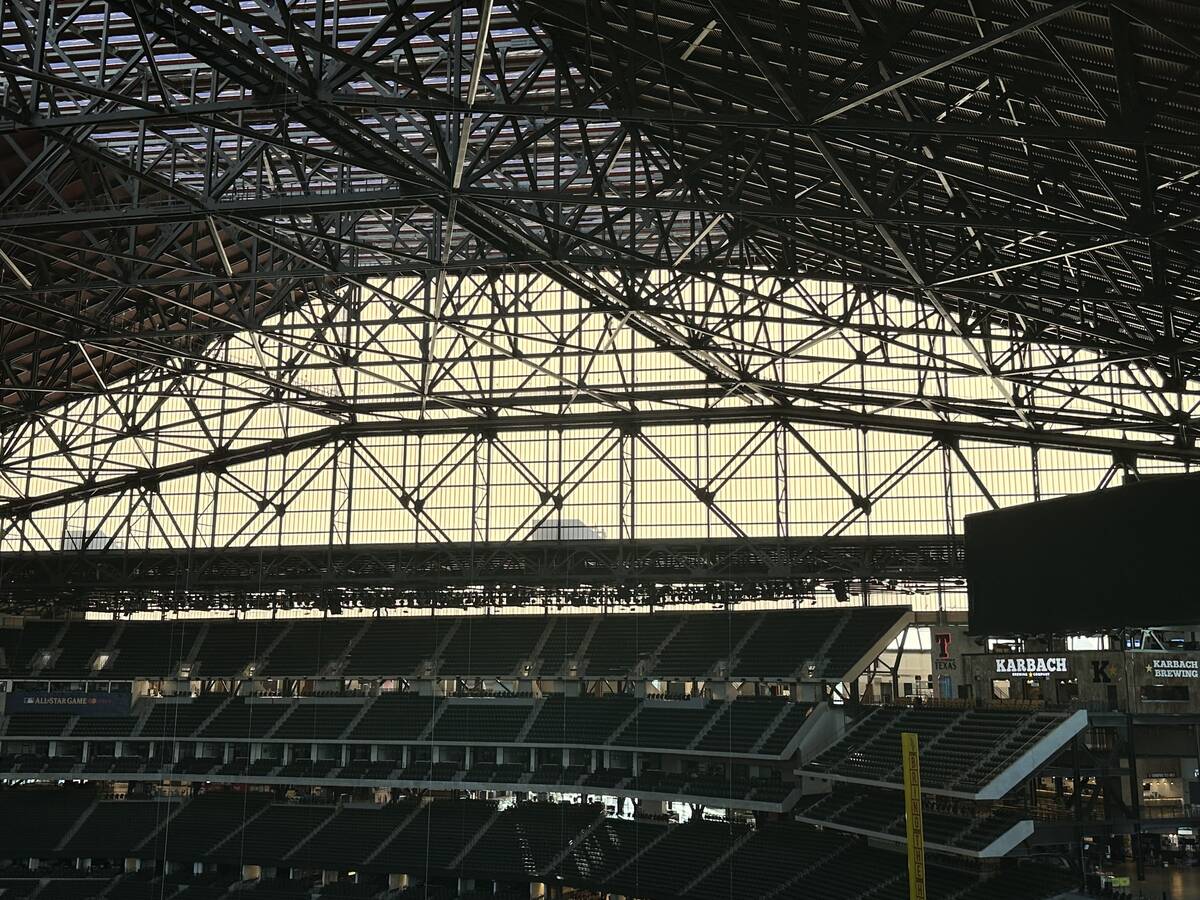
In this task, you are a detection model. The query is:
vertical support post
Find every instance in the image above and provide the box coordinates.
[1126,714,1144,882]
[1072,734,1085,890]
[901,732,926,900]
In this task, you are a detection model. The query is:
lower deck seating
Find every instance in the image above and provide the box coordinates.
[794,787,1024,853]
[0,791,1079,900]
[606,820,748,898]
[60,800,181,859]
[206,804,334,864]
[0,788,96,857]
[159,793,273,857]
[610,702,720,749]
[805,704,1079,793]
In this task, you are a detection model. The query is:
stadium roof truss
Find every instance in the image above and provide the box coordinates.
[0,0,1198,606]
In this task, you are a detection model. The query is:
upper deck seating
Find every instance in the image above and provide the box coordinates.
[2,606,909,683]
[534,615,592,676]
[44,623,116,678]
[192,623,284,677]
[654,613,758,677]
[259,620,362,676]
[581,614,681,676]
[104,622,198,679]
[438,616,547,676]
[0,621,64,677]
[343,617,446,676]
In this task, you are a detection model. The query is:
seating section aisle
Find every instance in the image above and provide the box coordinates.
[371,799,497,872]
[271,703,362,741]
[610,702,720,750]
[582,614,681,676]
[259,620,363,676]
[696,697,793,754]
[206,804,334,864]
[289,801,420,869]
[139,696,227,740]
[193,623,285,677]
[46,623,116,678]
[349,695,441,741]
[104,622,200,679]
[199,698,289,739]
[159,793,273,856]
[654,613,758,677]
[523,695,636,745]
[605,820,747,898]
[428,703,533,743]
[344,618,447,676]
[59,799,181,859]
[534,615,592,676]
[458,802,603,877]
[438,616,547,675]
[0,621,65,675]
[804,705,1081,794]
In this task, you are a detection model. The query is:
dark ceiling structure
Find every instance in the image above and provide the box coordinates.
[0,0,1197,609]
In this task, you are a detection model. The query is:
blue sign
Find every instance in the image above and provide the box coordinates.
[5,691,130,716]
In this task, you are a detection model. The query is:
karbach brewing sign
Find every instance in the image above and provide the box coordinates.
[994,657,1069,677]
[1150,659,1200,679]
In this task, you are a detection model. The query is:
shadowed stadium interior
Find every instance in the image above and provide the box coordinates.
[1,0,1199,897]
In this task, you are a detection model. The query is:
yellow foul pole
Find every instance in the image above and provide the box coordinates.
[901,731,927,900]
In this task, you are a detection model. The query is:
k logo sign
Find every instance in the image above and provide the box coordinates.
[1091,660,1113,683]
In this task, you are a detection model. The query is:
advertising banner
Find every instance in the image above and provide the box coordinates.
[4,691,130,716]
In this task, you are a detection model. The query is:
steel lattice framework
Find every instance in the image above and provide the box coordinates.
[0,0,1197,609]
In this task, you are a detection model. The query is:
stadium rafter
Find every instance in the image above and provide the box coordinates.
[0,0,1198,604]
